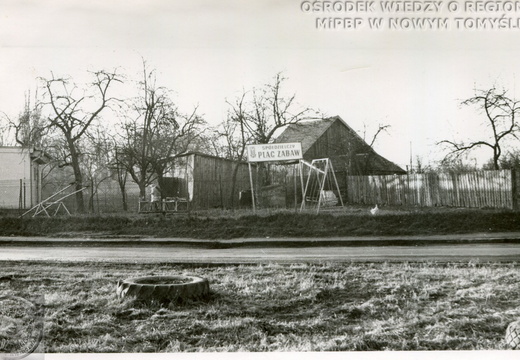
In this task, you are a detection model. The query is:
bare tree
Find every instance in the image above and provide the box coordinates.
[1,91,46,148]
[356,123,392,174]
[113,146,130,211]
[219,73,318,203]
[440,87,520,170]
[362,123,391,148]
[116,63,205,199]
[82,126,115,213]
[221,92,251,161]
[323,121,392,175]
[149,107,205,191]
[230,73,317,145]
[40,70,123,213]
[215,93,255,208]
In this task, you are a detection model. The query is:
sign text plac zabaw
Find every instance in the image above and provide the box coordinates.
[246,142,303,163]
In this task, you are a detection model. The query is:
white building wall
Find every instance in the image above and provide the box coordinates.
[0,147,33,209]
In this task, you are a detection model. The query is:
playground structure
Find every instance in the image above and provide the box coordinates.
[20,184,87,218]
[137,182,189,213]
[299,158,344,213]
[138,197,189,213]
[245,155,344,213]
[245,142,344,213]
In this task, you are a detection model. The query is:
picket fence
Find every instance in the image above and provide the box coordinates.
[345,170,516,209]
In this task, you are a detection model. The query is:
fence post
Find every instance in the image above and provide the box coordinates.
[19,179,22,209]
[512,168,518,210]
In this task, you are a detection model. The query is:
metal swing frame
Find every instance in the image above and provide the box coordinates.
[20,184,87,218]
[299,158,344,213]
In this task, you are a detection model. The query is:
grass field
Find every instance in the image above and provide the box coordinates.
[1,260,519,352]
[2,206,520,239]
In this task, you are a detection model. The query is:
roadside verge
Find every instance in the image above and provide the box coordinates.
[1,232,520,248]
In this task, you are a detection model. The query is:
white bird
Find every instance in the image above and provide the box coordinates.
[370,204,379,215]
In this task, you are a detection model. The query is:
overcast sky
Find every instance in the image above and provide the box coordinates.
[1,0,519,169]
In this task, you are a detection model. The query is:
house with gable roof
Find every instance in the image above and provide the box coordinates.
[273,116,406,176]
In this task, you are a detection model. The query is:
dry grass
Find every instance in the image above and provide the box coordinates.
[2,206,520,239]
[1,260,520,352]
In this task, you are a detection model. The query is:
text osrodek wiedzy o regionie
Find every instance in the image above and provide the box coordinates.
[300,1,520,30]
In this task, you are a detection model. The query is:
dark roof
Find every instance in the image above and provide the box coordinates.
[366,153,406,175]
[273,116,406,174]
[274,118,334,154]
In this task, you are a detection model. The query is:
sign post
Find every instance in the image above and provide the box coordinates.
[246,142,303,212]
[248,162,256,211]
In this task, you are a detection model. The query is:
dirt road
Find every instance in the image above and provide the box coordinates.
[2,244,520,262]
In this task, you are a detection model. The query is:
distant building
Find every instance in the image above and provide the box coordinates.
[273,116,406,175]
[163,151,251,209]
[0,146,49,209]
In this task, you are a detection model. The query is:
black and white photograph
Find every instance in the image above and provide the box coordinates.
[1,0,520,359]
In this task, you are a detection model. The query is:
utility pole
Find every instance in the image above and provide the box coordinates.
[409,141,413,173]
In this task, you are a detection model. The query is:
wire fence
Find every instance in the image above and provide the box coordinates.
[2,168,520,214]
[0,179,141,214]
[0,179,26,209]
[54,181,142,214]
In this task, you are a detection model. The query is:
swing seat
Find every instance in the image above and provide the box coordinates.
[320,190,338,207]
[305,191,337,206]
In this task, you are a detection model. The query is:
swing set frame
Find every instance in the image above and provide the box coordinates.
[20,184,88,218]
[299,158,344,213]
[246,155,344,214]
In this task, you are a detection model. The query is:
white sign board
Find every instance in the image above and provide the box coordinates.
[246,142,303,163]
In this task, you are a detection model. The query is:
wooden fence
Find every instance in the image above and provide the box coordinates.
[345,170,516,209]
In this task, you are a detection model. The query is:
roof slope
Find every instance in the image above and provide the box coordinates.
[273,118,334,154]
[273,116,405,174]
